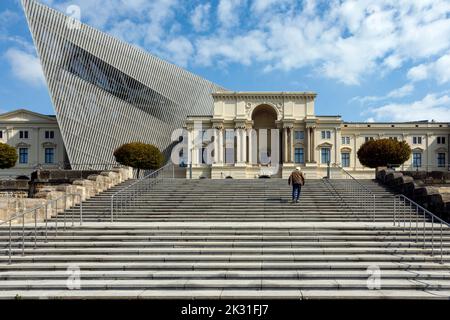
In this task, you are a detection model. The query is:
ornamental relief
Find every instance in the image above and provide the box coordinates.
[245,100,284,119]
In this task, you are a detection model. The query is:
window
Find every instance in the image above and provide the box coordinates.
[321,131,331,139]
[198,147,208,164]
[45,148,55,164]
[389,137,398,141]
[19,131,29,139]
[413,136,422,144]
[437,137,446,144]
[294,148,304,164]
[341,153,350,168]
[295,131,304,140]
[0,130,2,139]
[365,137,375,143]
[413,152,422,168]
[437,153,446,167]
[224,130,234,164]
[341,136,350,145]
[19,148,28,164]
[321,148,331,164]
[45,131,55,139]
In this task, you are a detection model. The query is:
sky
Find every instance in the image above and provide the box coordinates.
[0,0,449,122]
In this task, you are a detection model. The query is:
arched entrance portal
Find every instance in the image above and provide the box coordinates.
[251,105,281,165]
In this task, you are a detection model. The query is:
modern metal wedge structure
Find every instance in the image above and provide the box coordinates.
[22,0,224,168]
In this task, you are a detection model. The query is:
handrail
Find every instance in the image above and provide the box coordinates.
[0,193,83,264]
[394,194,449,263]
[110,163,174,221]
[329,164,376,221]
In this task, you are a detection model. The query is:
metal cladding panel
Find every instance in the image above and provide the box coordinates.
[22,0,225,168]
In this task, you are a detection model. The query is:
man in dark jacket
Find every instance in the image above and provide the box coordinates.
[288,167,305,203]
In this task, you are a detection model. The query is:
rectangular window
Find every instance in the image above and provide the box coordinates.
[321,148,331,164]
[413,136,422,144]
[413,152,422,168]
[341,136,350,145]
[437,153,446,167]
[321,131,331,139]
[294,148,304,164]
[437,137,446,144]
[365,137,375,143]
[341,153,350,168]
[45,131,55,139]
[295,131,304,140]
[19,131,29,139]
[0,130,2,139]
[19,148,28,164]
[45,148,55,164]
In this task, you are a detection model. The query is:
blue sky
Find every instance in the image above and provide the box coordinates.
[1,0,449,122]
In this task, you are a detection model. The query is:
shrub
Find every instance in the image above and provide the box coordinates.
[0,143,18,169]
[357,138,411,169]
[113,142,164,177]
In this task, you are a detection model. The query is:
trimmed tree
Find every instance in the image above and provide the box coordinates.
[0,143,18,169]
[357,138,411,169]
[113,142,164,177]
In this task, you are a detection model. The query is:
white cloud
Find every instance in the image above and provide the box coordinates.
[350,84,414,105]
[367,93,450,122]
[217,0,246,28]
[386,84,414,98]
[41,0,450,85]
[4,48,45,86]
[191,3,211,32]
[193,0,450,85]
[163,36,194,67]
[251,0,293,14]
[407,53,450,84]
[196,30,270,67]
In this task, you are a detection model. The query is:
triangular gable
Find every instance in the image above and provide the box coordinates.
[0,109,56,123]
[317,142,333,148]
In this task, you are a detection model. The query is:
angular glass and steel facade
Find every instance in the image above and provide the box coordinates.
[22,0,224,168]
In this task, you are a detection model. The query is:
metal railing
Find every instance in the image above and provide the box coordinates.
[394,194,449,263]
[329,164,377,221]
[0,193,83,264]
[110,163,175,221]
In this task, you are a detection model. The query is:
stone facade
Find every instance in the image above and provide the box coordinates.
[0,167,132,224]
[0,109,68,179]
[183,92,450,179]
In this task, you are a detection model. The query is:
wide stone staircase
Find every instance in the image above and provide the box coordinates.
[1,178,450,299]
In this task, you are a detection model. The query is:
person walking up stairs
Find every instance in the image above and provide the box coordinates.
[288,167,305,204]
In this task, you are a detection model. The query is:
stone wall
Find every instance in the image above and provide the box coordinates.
[376,167,450,220]
[0,180,29,198]
[0,167,133,224]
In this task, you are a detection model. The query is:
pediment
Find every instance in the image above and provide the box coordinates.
[0,109,56,123]
[340,147,352,152]
[317,142,333,148]
[436,147,447,153]
[412,147,424,152]
[42,142,57,148]
[16,142,31,148]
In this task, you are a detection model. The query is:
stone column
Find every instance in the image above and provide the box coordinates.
[191,130,198,166]
[290,128,294,163]
[310,127,315,162]
[283,128,288,164]
[187,129,193,165]
[242,128,247,163]
[236,128,242,164]
[305,126,310,163]
[248,129,253,165]
[218,129,224,164]
[213,129,219,164]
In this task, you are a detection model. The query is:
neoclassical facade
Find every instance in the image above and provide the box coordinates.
[0,109,68,178]
[184,92,450,179]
